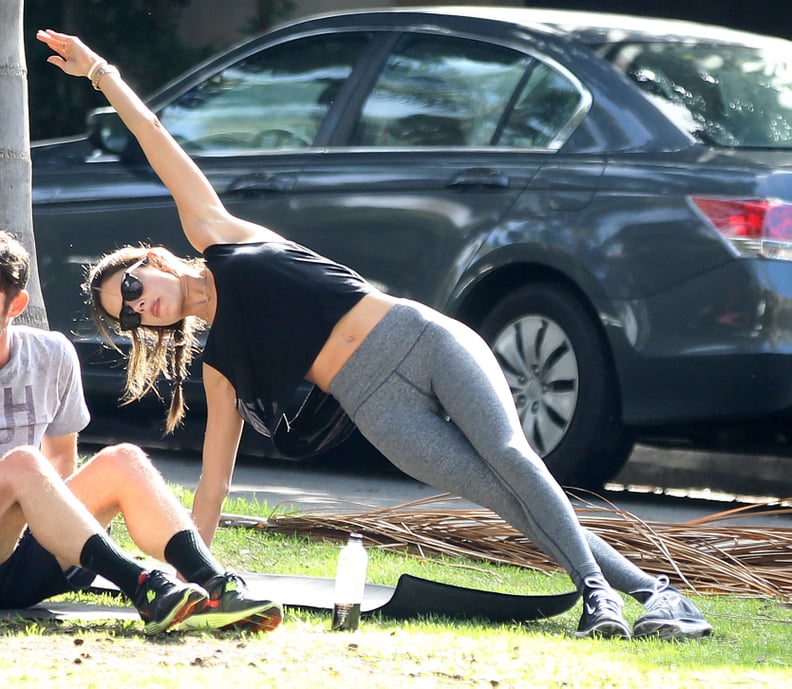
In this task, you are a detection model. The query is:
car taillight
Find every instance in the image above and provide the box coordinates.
[691,197,792,260]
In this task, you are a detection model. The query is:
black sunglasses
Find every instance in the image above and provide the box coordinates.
[118,257,147,331]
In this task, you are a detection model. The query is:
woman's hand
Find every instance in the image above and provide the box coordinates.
[36,29,103,79]
[36,26,266,252]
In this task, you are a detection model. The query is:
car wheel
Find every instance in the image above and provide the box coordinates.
[480,284,633,489]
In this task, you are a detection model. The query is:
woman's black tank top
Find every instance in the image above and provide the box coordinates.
[202,241,372,437]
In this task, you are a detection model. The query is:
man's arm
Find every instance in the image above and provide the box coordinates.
[40,432,80,479]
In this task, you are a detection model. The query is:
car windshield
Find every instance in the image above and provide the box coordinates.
[601,42,792,148]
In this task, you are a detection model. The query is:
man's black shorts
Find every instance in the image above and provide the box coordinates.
[0,529,95,609]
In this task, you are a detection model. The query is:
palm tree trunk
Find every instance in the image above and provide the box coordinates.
[0,0,49,328]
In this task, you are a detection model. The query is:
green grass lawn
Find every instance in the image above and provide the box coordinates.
[0,494,790,688]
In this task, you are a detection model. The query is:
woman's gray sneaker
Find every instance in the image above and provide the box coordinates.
[633,575,713,640]
[575,575,631,639]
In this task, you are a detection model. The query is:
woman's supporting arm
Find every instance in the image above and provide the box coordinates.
[192,364,245,544]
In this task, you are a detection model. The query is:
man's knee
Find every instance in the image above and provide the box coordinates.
[88,442,157,476]
[0,446,54,487]
[96,441,148,462]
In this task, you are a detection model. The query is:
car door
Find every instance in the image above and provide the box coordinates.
[264,31,552,309]
[157,31,378,238]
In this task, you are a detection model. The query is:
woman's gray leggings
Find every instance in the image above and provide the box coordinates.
[329,300,655,594]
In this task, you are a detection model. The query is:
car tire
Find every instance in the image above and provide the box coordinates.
[479,283,633,489]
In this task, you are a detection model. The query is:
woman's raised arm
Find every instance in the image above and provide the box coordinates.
[36,29,270,252]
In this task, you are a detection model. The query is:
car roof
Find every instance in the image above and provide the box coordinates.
[291,6,789,49]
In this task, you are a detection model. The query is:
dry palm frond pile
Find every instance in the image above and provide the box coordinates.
[222,492,792,600]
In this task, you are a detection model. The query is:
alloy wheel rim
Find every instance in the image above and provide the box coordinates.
[492,314,579,456]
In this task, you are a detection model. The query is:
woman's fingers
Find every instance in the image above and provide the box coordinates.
[36,29,99,77]
[36,29,68,51]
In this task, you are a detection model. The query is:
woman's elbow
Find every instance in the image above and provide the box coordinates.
[197,471,231,503]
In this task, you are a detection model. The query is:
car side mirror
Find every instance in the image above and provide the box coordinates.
[86,107,145,162]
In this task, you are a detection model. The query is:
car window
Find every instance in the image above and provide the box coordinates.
[159,33,371,153]
[498,62,583,148]
[603,42,792,148]
[351,34,534,147]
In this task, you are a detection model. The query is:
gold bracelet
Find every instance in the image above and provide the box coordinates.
[92,64,118,91]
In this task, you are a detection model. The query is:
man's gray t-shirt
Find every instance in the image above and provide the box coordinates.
[0,326,90,452]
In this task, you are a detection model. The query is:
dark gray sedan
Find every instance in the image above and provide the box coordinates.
[31,8,792,487]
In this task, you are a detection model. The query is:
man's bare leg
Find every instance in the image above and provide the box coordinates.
[0,446,100,567]
[65,442,195,562]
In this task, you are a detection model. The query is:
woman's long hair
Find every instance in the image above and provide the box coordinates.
[84,245,206,434]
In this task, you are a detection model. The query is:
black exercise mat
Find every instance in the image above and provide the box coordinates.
[376,574,579,622]
[0,572,578,624]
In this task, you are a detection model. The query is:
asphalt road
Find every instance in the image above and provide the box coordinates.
[82,400,792,513]
[117,443,792,529]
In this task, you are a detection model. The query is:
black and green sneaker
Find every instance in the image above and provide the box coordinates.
[176,572,282,632]
[133,569,208,635]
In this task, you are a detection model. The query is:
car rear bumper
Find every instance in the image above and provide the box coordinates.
[606,258,792,425]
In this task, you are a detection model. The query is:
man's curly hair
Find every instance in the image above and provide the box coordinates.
[0,232,30,305]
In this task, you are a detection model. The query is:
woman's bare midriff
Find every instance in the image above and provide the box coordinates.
[306,292,400,391]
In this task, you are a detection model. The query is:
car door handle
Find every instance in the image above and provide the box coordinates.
[226,173,297,195]
[447,168,510,189]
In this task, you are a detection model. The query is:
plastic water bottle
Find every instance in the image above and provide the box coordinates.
[331,532,368,631]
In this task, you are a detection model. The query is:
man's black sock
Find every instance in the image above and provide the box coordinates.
[163,530,224,585]
[79,533,144,599]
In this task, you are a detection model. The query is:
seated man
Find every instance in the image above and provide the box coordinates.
[0,231,281,634]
